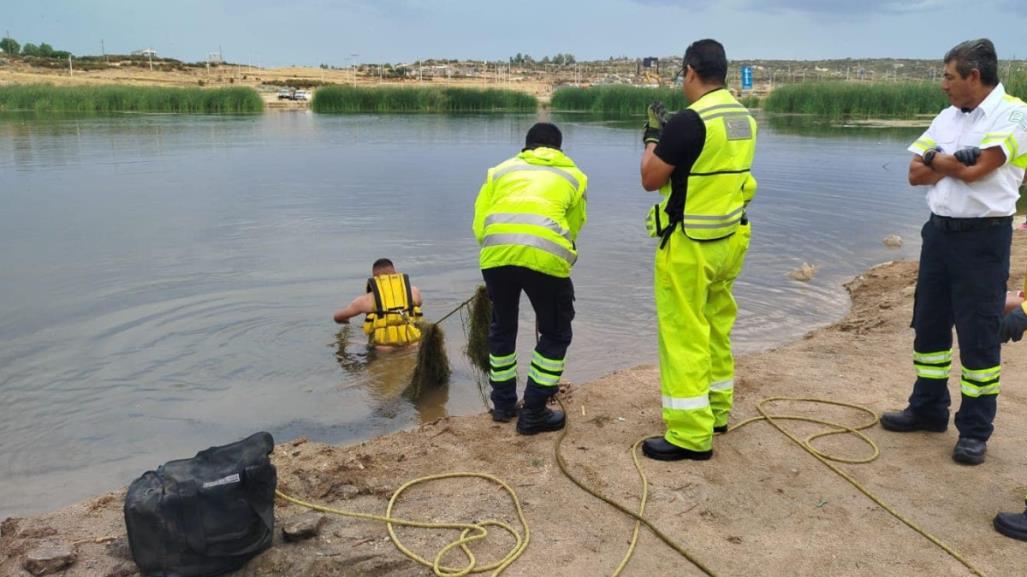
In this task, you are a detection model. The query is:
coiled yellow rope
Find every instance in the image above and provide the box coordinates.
[275,471,529,577]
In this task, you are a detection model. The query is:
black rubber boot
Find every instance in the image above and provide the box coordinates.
[994,501,1027,541]
[879,408,948,432]
[641,437,713,461]
[952,437,987,465]
[516,405,565,435]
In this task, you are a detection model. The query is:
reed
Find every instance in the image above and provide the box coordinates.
[764,81,948,117]
[311,85,537,113]
[0,84,263,114]
[408,322,451,397]
[551,85,688,114]
[464,285,492,373]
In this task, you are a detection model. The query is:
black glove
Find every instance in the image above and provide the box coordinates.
[954,146,981,166]
[922,146,943,166]
[643,101,667,145]
[1000,306,1027,343]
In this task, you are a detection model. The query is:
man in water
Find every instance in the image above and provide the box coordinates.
[333,258,423,351]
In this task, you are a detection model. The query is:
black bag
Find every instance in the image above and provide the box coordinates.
[124,432,277,577]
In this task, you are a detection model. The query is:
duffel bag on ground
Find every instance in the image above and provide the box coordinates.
[124,431,277,577]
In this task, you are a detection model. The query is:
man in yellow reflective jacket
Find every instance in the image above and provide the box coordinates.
[333,258,423,351]
[639,39,758,461]
[473,123,588,435]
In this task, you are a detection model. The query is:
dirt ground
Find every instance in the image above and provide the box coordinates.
[0,61,554,100]
[4,232,1027,577]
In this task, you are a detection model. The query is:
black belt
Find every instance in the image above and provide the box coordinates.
[929,213,1012,232]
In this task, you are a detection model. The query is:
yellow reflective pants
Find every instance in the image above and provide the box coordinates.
[655,223,751,451]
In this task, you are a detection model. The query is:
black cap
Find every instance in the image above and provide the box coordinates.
[524,122,562,151]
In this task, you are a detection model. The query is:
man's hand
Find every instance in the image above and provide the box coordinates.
[921,146,943,167]
[1000,306,1027,343]
[954,146,981,166]
[643,101,667,145]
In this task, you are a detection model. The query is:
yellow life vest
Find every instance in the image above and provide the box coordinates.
[362,273,422,347]
[647,89,758,245]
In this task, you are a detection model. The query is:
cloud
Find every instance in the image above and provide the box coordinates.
[743,0,953,15]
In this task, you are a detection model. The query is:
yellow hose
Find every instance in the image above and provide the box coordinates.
[275,471,528,577]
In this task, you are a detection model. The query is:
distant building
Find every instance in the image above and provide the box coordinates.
[132,48,157,57]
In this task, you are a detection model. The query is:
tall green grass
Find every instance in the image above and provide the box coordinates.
[0,84,264,113]
[551,85,689,114]
[311,86,537,113]
[764,82,946,117]
[765,75,1027,118]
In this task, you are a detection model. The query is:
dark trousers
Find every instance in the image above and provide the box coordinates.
[482,265,574,410]
[909,215,1010,441]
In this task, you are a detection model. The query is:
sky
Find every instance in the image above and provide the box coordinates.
[2,0,1025,67]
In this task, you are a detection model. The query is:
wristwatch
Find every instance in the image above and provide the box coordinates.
[922,148,938,167]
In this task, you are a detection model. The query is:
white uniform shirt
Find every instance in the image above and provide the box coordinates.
[909,83,1027,218]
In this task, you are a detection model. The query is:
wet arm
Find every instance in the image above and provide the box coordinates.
[333,294,372,324]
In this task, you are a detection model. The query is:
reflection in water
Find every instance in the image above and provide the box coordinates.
[333,326,449,422]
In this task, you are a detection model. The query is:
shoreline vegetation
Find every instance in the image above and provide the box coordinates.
[310,85,536,113]
[0,84,264,114]
[0,74,1024,117]
[764,75,1027,117]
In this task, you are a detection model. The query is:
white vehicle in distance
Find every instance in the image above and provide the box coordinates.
[293,90,311,101]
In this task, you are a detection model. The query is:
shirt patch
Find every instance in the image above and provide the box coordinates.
[1010,111,1027,131]
[725,117,752,141]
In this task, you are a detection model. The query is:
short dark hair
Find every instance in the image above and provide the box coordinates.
[372,258,395,274]
[945,38,998,86]
[524,122,562,151]
[683,39,727,85]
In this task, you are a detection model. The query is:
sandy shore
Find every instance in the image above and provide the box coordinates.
[3,232,1027,577]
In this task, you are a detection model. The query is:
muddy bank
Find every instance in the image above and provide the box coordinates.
[4,232,1027,577]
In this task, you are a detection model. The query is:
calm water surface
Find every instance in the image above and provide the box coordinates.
[0,111,926,517]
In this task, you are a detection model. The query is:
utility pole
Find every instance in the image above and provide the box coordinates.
[101,39,106,62]
[68,54,73,76]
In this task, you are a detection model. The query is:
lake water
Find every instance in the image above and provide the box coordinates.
[0,111,927,517]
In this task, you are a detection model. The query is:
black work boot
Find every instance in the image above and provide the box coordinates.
[642,437,713,461]
[516,405,565,435]
[490,406,518,423]
[879,408,948,432]
[952,437,987,465]
[994,500,1027,541]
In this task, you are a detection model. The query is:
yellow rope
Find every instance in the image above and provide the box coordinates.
[275,471,529,577]
[555,396,991,577]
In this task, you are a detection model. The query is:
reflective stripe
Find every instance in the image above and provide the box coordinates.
[696,103,747,117]
[912,137,937,153]
[662,394,711,411]
[528,367,560,387]
[701,111,753,123]
[683,216,743,230]
[962,365,1001,382]
[917,366,950,379]
[710,379,734,392]
[531,351,565,372]
[961,381,1000,397]
[482,233,577,265]
[914,350,952,364]
[490,367,517,382]
[485,213,572,243]
[684,207,745,221]
[489,352,517,366]
[493,163,580,191]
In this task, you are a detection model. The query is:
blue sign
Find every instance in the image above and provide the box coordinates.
[741,66,753,90]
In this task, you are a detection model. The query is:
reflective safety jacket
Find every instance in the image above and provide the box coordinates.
[362,273,422,347]
[653,89,757,243]
[473,147,588,278]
